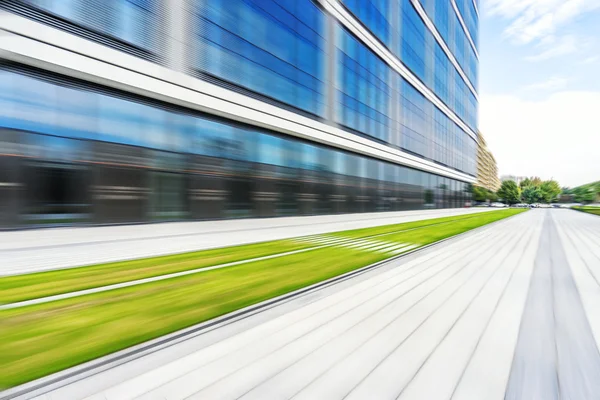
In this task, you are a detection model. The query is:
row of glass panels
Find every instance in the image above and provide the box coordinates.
[0,69,472,224]
[16,0,477,177]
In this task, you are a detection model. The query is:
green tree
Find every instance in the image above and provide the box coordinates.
[570,181,600,203]
[473,186,488,202]
[522,185,542,204]
[530,176,543,186]
[574,187,596,204]
[540,180,561,203]
[498,180,521,205]
[520,178,532,189]
[488,191,498,202]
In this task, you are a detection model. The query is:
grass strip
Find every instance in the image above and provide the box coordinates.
[0,240,311,304]
[0,209,525,388]
[0,211,492,305]
[572,206,600,216]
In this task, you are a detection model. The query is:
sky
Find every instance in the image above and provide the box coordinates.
[479,0,600,187]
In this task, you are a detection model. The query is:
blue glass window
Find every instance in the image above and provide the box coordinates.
[466,43,478,91]
[434,0,450,44]
[453,68,467,125]
[453,12,466,72]
[452,122,464,172]
[466,0,478,48]
[196,0,326,117]
[434,43,450,106]
[455,0,478,49]
[23,0,156,51]
[336,25,392,142]
[342,0,392,47]
[432,107,451,166]
[399,79,431,158]
[401,0,427,84]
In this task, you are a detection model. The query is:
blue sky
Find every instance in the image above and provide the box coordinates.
[479,0,600,187]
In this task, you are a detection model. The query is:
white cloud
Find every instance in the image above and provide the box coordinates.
[480,90,600,187]
[525,35,578,61]
[484,0,600,44]
[582,55,600,64]
[523,76,569,91]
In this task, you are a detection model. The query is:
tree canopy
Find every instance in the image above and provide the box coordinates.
[473,185,498,203]
[522,185,543,204]
[540,180,561,203]
[516,177,562,204]
[568,181,600,204]
[498,180,521,205]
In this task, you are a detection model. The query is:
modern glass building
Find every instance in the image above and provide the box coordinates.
[0,0,478,227]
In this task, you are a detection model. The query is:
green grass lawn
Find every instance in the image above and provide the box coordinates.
[0,208,526,389]
[0,239,313,305]
[573,206,600,216]
[0,211,507,305]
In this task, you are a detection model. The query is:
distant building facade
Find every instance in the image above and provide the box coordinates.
[476,132,500,192]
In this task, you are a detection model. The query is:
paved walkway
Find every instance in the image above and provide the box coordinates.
[0,208,493,276]
[6,209,600,400]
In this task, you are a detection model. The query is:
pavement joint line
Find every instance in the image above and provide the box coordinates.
[344,240,379,248]
[300,237,352,244]
[344,221,529,399]
[379,243,411,253]
[156,219,527,398]
[176,225,518,398]
[0,236,395,310]
[372,242,406,250]
[0,211,520,311]
[296,237,354,245]
[0,245,333,311]
[399,219,536,399]
[391,245,419,254]
[346,241,381,249]
[354,242,392,251]
[3,210,472,249]
[289,217,525,399]
[1,210,495,278]
[0,210,527,400]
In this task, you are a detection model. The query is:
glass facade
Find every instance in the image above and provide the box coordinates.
[21,0,158,53]
[0,0,478,227]
[195,0,327,117]
[341,0,393,48]
[336,25,393,142]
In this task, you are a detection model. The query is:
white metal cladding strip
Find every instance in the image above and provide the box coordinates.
[472,0,480,18]
[318,0,479,141]
[410,0,479,95]
[0,15,476,183]
[451,0,478,57]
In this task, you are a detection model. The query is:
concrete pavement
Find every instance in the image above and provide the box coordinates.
[0,208,495,276]
[5,209,600,399]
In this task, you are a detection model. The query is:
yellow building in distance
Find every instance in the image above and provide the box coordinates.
[476,132,501,192]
